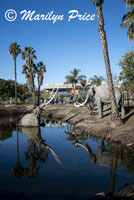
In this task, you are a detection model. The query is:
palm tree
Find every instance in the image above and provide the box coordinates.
[125,0,134,6]
[22,47,37,105]
[36,61,46,106]
[8,42,21,104]
[121,0,134,41]
[79,77,87,96]
[65,68,86,89]
[91,0,122,125]
[89,75,104,86]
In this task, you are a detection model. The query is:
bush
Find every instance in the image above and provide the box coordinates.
[4,100,10,105]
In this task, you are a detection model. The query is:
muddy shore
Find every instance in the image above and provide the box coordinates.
[41,104,134,147]
[0,104,134,147]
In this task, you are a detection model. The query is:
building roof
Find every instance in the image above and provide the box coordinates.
[44,83,82,89]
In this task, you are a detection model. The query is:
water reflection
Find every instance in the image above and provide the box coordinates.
[11,123,62,180]
[64,127,134,197]
[12,123,24,178]
[0,117,134,199]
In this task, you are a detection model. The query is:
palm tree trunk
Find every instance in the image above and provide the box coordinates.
[38,85,40,106]
[32,85,36,106]
[28,56,36,106]
[127,90,129,109]
[14,58,17,105]
[96,4,122,126]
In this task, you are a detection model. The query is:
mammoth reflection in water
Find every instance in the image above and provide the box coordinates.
[75,140,134,197]
[64,128,134,195]
[12,126,62,179]
[75,140,123,168]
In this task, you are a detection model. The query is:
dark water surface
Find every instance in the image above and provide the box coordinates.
[0,116,134,200]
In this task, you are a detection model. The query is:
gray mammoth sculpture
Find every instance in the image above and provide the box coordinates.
[74,85,125,118]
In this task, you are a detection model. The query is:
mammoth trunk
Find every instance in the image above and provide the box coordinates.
[18,87,59,127]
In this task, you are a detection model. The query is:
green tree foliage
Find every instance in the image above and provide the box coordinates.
[8,42,21,104]
[89,75,104,86]
[121,0,134,41]
[118,50,134,91]
[0,78,29,102]
[65,68,86,89]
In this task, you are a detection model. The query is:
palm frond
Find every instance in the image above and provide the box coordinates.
[91,0,104,5]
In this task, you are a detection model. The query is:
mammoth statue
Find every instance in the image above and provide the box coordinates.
[74,85,125,118]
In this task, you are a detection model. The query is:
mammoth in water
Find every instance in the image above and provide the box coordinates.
[74,85,125,118]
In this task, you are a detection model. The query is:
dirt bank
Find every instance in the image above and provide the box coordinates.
[41,104,134,147]
[0,104,34,116]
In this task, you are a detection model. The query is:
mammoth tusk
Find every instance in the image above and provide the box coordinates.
[74,103,82,107]
[44,88,59,106]
[46,145,62,165]
[49,87,55,99]
[39,88,59,110]
[40,142,62,165]
[75,143,89,152]
[74,98,88,107]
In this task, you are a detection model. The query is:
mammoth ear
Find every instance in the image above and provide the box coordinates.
[92,87,95,96]
[90,85,96,96]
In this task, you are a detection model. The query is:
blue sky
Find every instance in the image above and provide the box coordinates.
[0,0,133,86]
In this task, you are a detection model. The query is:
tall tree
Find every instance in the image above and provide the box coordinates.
[118,50,134,108]
[8,42,21,104]
[65,68,86,89]
[118,50,134,91]
[79,77,87,96]
[91,0,122,126]
[125,0,134,6]
[121,0,134,41]
[89,75,104,86]
[36,61,46,106]
[22,47,37,105]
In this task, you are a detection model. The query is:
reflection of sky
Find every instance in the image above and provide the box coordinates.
[0,0,132,86]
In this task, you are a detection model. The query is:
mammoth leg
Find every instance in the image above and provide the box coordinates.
[96,100,103,118]
[118,95,125,116]
[121,104,125,116]
[86,101,94,114]
[121,94,125,116]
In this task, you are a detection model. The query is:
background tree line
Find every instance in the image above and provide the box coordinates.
[0,78,30,104]
[8,43,46,106]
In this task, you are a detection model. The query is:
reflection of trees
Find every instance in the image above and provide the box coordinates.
[12,123,24,178]
[24,138,42,179]
[23,127,48,179]
[18,127,61,179]
[0,124,14,141]
[123,148,134,174]
[109,153,118,195]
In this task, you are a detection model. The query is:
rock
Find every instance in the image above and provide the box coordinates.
[18,112,39,127]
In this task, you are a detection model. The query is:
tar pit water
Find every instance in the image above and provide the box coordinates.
[0,116,134,200]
